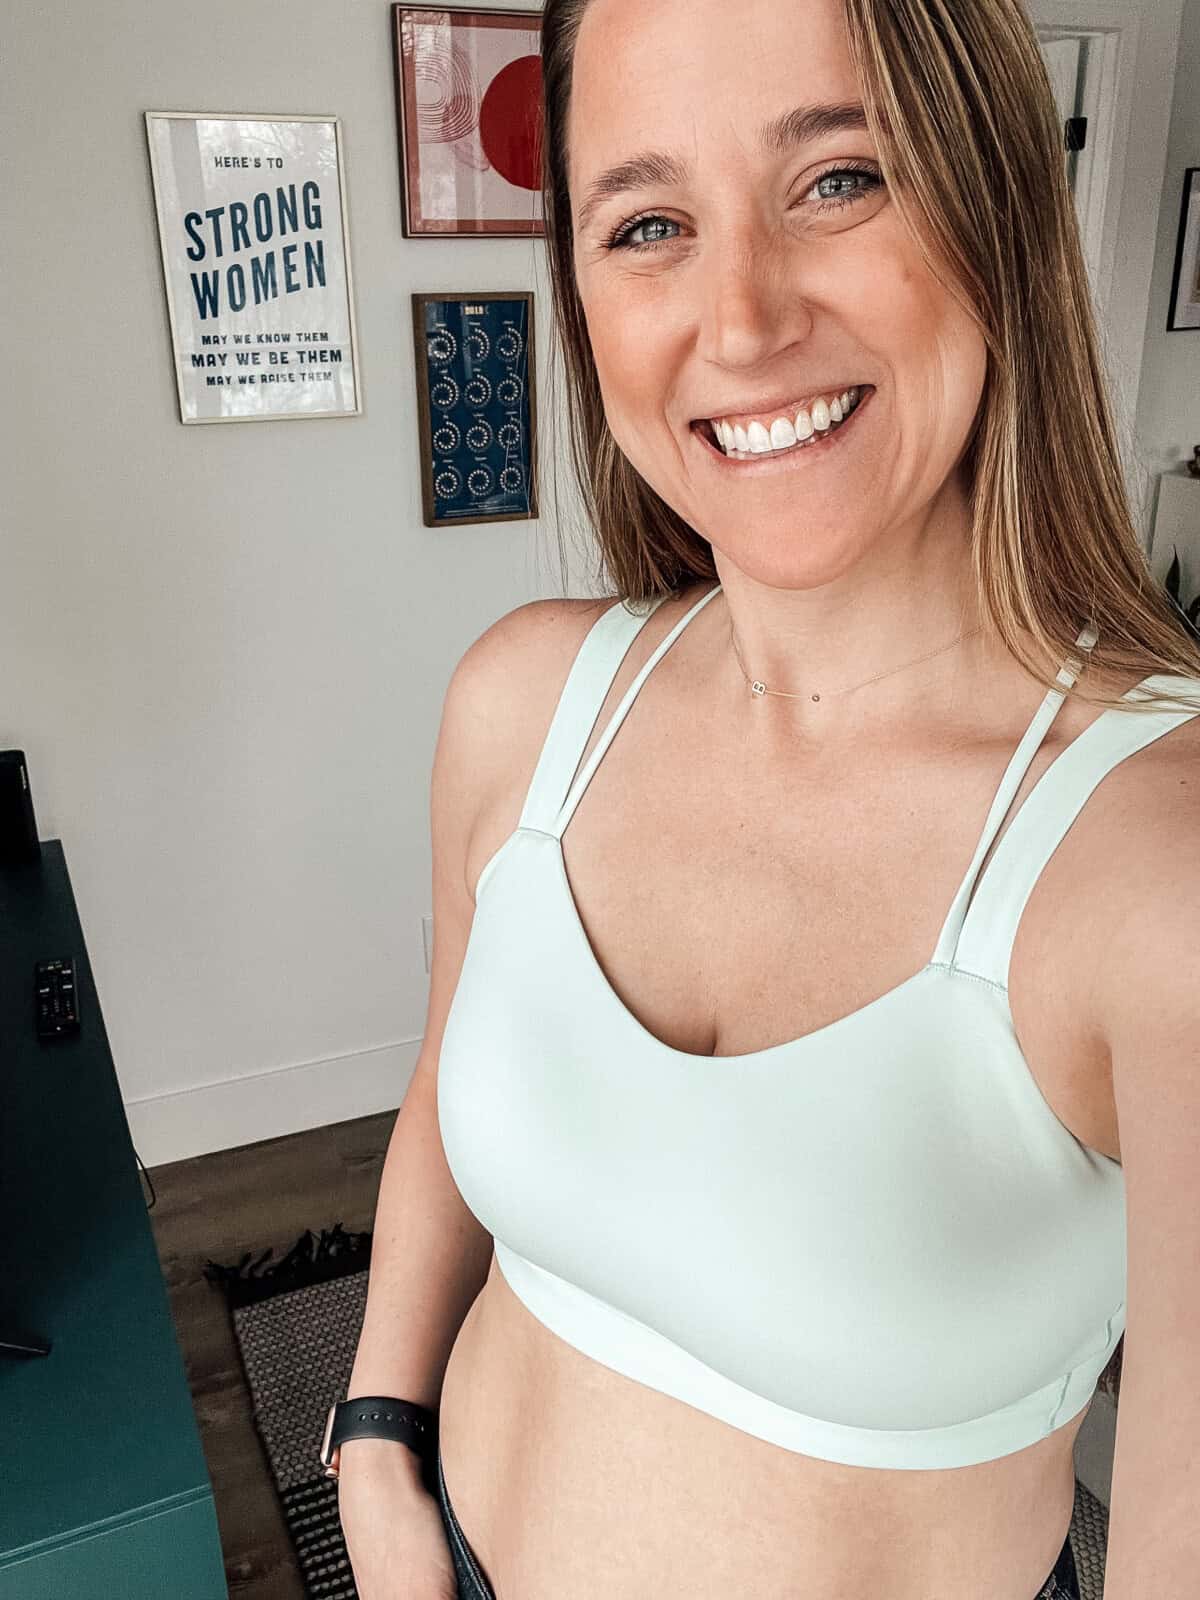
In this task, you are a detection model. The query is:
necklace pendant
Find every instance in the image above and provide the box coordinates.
[750,680,767,697]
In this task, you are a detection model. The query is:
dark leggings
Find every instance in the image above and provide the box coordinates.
[434,1439,1081,1600]
[436,1439,498,1600]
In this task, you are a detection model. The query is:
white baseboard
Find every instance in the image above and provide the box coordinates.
[124,1036,420,1168]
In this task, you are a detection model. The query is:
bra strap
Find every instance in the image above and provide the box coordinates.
[553,584,725,837]
[931,624,1098,970]
[516,595,670,836]
[950,672,1200,988]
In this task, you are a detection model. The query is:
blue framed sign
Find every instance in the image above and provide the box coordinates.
[411,291,538,526]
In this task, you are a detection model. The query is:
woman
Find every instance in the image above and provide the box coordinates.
[336,1,1200,1596]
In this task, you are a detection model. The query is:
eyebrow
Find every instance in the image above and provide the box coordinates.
[574,100,870,235]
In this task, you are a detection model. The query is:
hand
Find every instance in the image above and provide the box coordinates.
[337,1438,459,1600]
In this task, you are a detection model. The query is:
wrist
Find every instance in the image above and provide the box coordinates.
[320,1395,439,1483]
[334,1434,431,1486]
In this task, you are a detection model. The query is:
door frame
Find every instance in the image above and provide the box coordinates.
[1030,1,1184,537]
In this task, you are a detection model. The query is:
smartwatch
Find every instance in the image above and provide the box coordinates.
[319,1396,438,1481]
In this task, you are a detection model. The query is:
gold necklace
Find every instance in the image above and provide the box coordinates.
[728,619,983,701]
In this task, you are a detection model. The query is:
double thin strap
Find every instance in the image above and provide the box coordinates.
[515,591,1199,992]
[516,590,713,836]
[930,623,1099,972]
[948,669,1200,987]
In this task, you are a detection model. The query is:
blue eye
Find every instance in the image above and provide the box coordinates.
[601,162,885,253]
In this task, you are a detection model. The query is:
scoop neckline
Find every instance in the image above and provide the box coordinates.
[545,832,951,1066]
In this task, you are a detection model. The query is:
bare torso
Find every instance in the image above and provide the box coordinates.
[435,583,1172,1599]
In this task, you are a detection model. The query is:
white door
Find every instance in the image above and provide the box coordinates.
[1030,2,1185,538]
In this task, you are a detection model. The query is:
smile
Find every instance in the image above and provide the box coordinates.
[691,385,875,470]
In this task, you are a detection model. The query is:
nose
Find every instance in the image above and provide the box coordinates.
[693,229,819,371]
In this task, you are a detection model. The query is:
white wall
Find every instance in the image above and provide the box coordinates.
[1147,0,1200,598]
[1032,0,1190,540]
[2,2,1195,1169]
[1137,0,1200,494]
[2,0,590,1164]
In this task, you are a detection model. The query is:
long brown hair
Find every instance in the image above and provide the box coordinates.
[539,0,1200,1404]
[540,0,1200,710]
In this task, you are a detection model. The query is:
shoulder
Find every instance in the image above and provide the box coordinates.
[446,596,625,893]
[452,584,713,736]
[1087,685,1200,833]
[1085,697,1200,1046]
[462,593,615,664]
[450,594,620,742]
[448,586,708,898]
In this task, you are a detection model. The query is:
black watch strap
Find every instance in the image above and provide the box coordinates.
[320,1396,438,1478]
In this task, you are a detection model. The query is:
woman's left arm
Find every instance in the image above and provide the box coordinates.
[1096,795,1200,1598]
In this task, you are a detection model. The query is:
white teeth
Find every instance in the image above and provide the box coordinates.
[710,385,864,457]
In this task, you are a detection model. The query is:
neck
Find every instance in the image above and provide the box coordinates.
[700,492,1010,752]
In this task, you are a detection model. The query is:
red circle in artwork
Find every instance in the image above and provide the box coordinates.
[478,55,544,192]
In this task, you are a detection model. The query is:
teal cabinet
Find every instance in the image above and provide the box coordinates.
[0,842,228,1598]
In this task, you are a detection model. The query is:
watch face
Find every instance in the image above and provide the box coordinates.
[319,1403,338,1465]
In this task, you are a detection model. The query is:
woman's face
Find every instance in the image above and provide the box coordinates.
[568,0,989,589]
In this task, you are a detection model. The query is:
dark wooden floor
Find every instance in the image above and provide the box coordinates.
[146,1107,397,1600]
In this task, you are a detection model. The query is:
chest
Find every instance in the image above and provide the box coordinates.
[445,807,1128,1445]
[535,719,1122,1165]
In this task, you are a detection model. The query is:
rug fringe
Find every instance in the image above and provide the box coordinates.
[203,1221,373,1309]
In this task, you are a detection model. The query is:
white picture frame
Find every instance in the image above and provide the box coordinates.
[144,111,363,424]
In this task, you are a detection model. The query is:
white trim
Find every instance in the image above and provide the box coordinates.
[126,1037,419,1166]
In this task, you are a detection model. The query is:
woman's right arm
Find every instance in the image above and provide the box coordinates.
[337,607,548,1589]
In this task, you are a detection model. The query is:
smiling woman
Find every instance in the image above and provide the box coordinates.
[540,0,1200,706]
[351,3,1200,1600]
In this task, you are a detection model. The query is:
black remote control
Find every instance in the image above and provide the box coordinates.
[35,957,80,1039]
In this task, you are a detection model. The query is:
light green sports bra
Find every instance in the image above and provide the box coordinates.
[438,583,1199,1469]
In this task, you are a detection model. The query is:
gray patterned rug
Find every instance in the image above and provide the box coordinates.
[205,1224,1111,1599]
[205,1223,374,1599]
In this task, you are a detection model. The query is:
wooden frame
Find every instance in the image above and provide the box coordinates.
[144,111,362,425]
[410,290,538,527]
[392,5,544,238]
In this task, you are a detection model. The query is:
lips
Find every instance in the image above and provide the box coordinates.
[690,384,874,435]
[691,388,876,457]
[691,383,875,465]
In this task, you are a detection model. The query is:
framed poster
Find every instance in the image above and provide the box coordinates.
[144,111,363,423]
[392,5,544,237]
[1167,166,1200,332]
[411,291,538,526]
